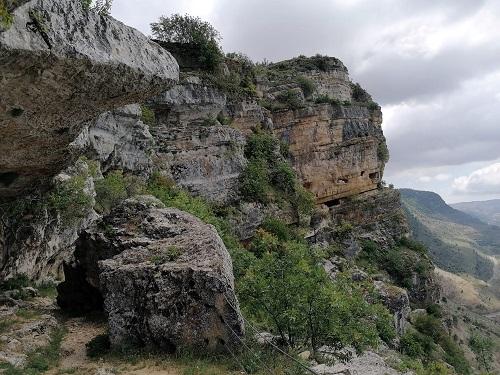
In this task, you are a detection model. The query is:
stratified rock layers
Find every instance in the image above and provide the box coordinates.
[0,0,179,198]
[272,104,385,204]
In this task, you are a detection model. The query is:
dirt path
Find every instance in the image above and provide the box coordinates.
[47,317,186,375]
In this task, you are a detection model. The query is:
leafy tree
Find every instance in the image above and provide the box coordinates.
[151,14,223,70]
[238,236,395,356]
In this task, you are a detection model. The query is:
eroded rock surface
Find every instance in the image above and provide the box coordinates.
[73,104,155,176]
[374,281,411,336]
[57,196,244,352]
[271,104,385,204]
[311,189,410,253]
[0,159,98,280]
[0,0,178,198]
[149,77,247,204]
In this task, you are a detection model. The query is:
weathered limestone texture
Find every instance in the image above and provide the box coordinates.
[57,196,244,352]
[0,0,178,198]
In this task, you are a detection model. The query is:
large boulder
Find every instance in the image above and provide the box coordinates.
[57,196,244,352]
[0,0,179,198]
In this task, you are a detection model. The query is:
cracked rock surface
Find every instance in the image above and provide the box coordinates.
[0,0,179,198]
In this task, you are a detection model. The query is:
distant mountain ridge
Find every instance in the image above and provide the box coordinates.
[400,189,498,281]
[452,199,500,227]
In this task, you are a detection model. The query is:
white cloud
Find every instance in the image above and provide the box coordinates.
[453,163,500,194]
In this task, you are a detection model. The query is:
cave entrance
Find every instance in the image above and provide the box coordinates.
[325,198,342,208]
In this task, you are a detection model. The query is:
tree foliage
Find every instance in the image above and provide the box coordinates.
[238,231,395,356]
[151,13,221,45]
[81,0,113,15]
[151,14,223,71]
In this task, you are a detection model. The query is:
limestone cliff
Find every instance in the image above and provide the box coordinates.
[0,0,178,199]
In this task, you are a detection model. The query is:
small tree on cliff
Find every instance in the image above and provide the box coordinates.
[151,14,223,70]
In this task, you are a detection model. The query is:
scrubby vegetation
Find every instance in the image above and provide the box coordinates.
[238,230,395,356]
[297,76,316,98]
[81,0,113,15]
[0,0,13,29]
[468,331,495,372]
[357,239,433,289]
[400,313,471,375]
[239,130,314,218]
[140,104,156,126]
[0,328,66,375]
[48,173,93,226]
[377,142,390,163]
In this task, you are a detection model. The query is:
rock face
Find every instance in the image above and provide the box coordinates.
[148,77,247,204]
[311,189,410,253]
[0,159,98,280]
[73,104,155,176]
[0,0,179,198]
[374,281,411,336]
[57,196,244,352]
[271,104,385,204]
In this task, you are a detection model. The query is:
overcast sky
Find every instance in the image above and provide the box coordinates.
[111,0,500,204]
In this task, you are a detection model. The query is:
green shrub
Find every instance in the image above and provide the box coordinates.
[271,162,296,194]
[49,175,93,225]
[440,335,471,375]
[297,76,316,98]
[292,186,315,217]
[0,274,30,291]
[368,101,380,110]
[314,94,341,105]
[351,83,371,102]
[0,1,13,29]
[86,334,111,358]
[81,0,113,15]
[140,105,156,126]
[239,240,395,354]
[426,304,443,318]
[95,170,128,213]
[241,130,315,216]
[239,159,271,203]
[377,142,390,163]
[400,330,435,358]
[260,217,298,242]
[244,131,278,162]
[469,332,495,371]
[276,89,304,110]
[358,240,432,288]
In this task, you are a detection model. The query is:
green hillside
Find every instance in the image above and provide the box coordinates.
[400,189,497,281]
[452,199,500,227]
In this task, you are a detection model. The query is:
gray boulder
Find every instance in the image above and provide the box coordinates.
[58,196,244,352]
[0,0,178,198]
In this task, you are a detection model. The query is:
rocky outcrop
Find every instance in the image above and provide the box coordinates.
[312,349,411,375]
[57,196,244,352]
[374,281,410,336]
[271,104,385,204]
[72,104,155,176]
[148,77,247,204]
[0,0,178,198]
[311,189,410,253]
[0,159,98,280]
